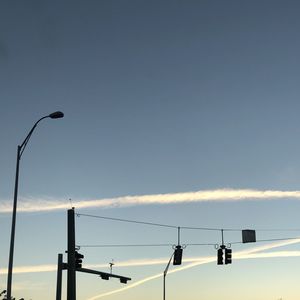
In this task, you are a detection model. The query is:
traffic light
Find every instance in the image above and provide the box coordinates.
[225,248,232,264]
[75,251,84,269]
[173,245,183,265]
[217,248,223,265]
[120,278,128,284]
[100,274,109,280]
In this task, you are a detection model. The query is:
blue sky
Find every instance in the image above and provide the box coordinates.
[1,1,300,299]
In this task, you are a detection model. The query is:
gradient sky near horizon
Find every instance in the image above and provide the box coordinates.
[2,1,300,299]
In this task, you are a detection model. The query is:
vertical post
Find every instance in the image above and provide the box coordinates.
[163,273,166,300]
[6,146,21,300]
[67,208,76,300]
[221,229,224,246]
[163,252,174,300]
[56,254,63,300]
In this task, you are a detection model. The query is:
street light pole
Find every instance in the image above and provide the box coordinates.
[6,111,64,300]
[163,251,174,300]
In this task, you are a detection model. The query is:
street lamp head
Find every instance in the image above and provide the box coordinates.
[49,111,64,119]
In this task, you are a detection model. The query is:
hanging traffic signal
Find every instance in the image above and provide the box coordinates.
[217,248,223,265]
[225,248,232,264]
[173,245,183,265]
[100,274,109,280]
[75,251,84,269]
[120,277,128,284]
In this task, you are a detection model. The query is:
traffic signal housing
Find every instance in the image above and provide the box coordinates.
[217,248,223,265]
[225,248,232,264]
[173,245,183,265]
[100,274,109,280]
[75,251,84,269]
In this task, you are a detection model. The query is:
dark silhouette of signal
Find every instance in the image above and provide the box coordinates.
[217,245,232,265]
[173,245,183,265]
[75,251,84,269]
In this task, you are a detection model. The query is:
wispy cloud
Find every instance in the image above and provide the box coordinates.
[0,259,168,275]
[2,248,298,299]
[1,239,299,275]
[87,239,300,300]
[0,240,299,299]
[1,189,300,213]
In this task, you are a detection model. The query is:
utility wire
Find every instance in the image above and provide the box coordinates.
[181,226,239,231]
[77,213,235,231]
[77,236,300,249]
[76,213,300,233]
[77,243,175,248]
[77,213,177,229]
[244,229,300,232]
[230,236,300,245]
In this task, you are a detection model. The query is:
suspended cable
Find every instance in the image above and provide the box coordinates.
[77,213,178,229]
[77,236,300,249]
[181,226,238,231]
[245,229,300,232]
[76,213,300,233]
[77,213,231,231]
[77,243,174,248]
[230,236,300,245]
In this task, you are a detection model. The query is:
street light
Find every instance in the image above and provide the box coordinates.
[6,111,64,300]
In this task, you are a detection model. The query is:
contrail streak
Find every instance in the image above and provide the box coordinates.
[1,189,300,213]
[1,239,299,276]
[87,239,300,300]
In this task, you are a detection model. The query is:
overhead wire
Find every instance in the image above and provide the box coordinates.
[230,236,300,244]
[77,237,300,249]
[77,213,177,229]
[76,213,300,250]
[76,212,300,233]
[77,243,175,248]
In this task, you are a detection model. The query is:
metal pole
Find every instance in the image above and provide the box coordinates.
[163,273,166,300]
[6,146,21,300]
[67,208,76,300]
[221,229,224,246]
[163,252,174,300]
[56,254,63,300]
[6,112,63,300]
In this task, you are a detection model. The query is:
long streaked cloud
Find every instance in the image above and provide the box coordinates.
[90,250,300,300]
[0,241,299,299]
[1,249,298,298]
[0,259,171,275]
[2,188,300,213]
[87,239,300,300]
[1,239,299,276]
[2,251,300,276]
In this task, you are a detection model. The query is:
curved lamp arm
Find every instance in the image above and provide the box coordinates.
[19,111,64,158]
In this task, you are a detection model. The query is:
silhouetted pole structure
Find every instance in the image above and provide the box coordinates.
[56,254,64,300]
[67,208,76,300]
[64,208,131,299]
[163,252,174,300]
[6,111,64,300]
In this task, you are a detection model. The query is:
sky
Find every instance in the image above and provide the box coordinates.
[1,0,300,299]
